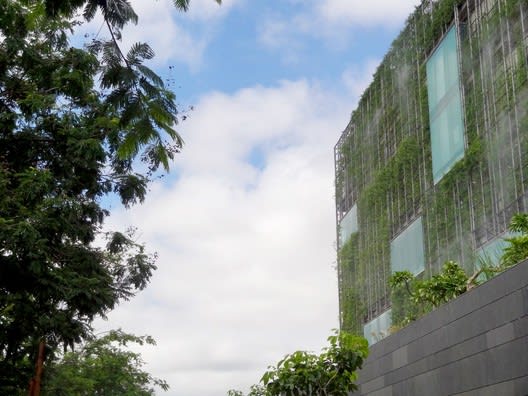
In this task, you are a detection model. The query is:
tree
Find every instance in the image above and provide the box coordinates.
[42,329,168,396]
[0,0,219,391]
[228,331,369,396]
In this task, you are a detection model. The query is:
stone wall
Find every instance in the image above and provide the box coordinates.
[352,261,528,395]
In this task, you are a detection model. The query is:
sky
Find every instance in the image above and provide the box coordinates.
[89,1,422,395]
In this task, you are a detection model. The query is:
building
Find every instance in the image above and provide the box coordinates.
[334,0,528,344]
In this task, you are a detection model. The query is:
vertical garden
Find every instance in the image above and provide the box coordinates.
[335,0,528,335]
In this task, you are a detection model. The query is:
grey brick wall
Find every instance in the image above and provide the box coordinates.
[352,261,528,396]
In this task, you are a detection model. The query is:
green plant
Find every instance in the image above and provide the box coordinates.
[501,213,528,267]
[474,251,501,281]
[389,271,427,325]
[414,261,468,307]
[389,261,471,326]
[230,331,368,396]
[390,213,528,328]
[338,233,366,334]
[228,385,267,396]
[42,329,168,395]
[336,0,528,335]
[0,0,220,391]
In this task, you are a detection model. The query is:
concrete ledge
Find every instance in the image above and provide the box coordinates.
[352,261,528,395]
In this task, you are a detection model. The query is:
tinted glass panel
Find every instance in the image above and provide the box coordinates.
[391,217,425,275]
[427,26,465,183]
[339,204,358,246]
[363,309,392,346]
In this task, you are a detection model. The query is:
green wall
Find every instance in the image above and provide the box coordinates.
[335,0,528,334]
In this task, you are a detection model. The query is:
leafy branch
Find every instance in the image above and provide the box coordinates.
[228,331,368,396]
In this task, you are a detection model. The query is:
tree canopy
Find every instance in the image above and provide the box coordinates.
[0,0,218,392]
[228,331,369,396]
[42,329,168,396]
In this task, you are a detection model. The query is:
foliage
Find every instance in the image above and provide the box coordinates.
[390,213,528,328]
[413,261,468,307]
[502,213,528,267]
[389,271,425,325]
[336,0,528,333]
[474,254,502,282]
[389,261,469,326]
[227,385,266,396]
[41,329,168,395]
[337,233,365,334]
[0,0,219,391]
[229,331,368,396]
[173,0,221,11]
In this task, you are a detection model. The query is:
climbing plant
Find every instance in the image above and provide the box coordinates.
[389,213,528,327]
[336,0,528,333]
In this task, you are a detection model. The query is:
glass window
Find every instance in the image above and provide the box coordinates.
[363,309,392,346]
[391,217,425,275]
[426,26,465,183]
[475,232,519,268]
[339,204,358,246]
[474,234,517,282]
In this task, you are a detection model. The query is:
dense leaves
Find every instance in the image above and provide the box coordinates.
[389,261,469,326]
[228,331,368,396]
[0,0,218,391]
[502,213,528,267]
[389,213,528,328]
[42,329,168,395]
[413,261,468,307]
[389,260,469,307]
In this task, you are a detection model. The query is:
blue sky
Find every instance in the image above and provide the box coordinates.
[89,1,422,395]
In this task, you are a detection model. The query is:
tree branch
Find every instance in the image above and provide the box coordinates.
[105,19,130,68]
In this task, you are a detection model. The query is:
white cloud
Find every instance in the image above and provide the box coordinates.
[96,80,351,396]
[124,0,245,68]
[258,0,422,57]
[257,13,322,63]
[186,0,242,21]
[122,0,213,69]
[258,18,292,50]
[124,4,206,69]
[342,58,381,103]
[317,0,422,27]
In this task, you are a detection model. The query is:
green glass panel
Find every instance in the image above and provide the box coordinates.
[390,217,425,275]
[475,233,519,267]
[339,204,358,246]
[426,26,465,183]
[363,309,392,346]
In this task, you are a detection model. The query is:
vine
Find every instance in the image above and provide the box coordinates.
[390,213,528,328]
[336,0,528,333]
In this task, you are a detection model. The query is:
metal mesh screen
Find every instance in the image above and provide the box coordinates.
[335,0,528,331]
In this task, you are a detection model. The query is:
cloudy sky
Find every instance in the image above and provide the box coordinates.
[91,0,422,395]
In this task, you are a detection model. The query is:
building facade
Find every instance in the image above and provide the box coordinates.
[334,0,528,344]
